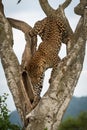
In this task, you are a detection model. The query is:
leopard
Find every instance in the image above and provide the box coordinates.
[28,15,70,108]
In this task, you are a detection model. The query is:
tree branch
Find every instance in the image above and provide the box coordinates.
[39,0,72,16]
[7,18,37,64]
[7,18,33,68]
[84,9,87,40]
[0,11,34,126]
[74,0,87,16]
[0,0,4,15]
[39,0,55,16]
[7,18,37,107]
[61,0,72,9]
[7,18,32,33]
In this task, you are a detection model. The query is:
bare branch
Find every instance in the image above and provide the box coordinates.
[7,18,37,68]
[84,9,87,40]
[74,0,87,16]
[61,0,72,9]
[74,9,87,42]
[0,0,4,15]
[7,18,32,33]
[39,0,72,16]
[39,0,55,16]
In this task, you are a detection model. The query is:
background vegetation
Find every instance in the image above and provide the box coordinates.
[0,93,21,130]
[59,112,87,130]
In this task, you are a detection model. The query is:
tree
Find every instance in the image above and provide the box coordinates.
[58,112,87,130]
[77,112,87,129]
[0,0,87,130]
[59,118,79,130]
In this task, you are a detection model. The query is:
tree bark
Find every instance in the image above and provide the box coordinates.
[0,11,33,125]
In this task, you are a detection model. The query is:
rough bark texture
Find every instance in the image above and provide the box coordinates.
[0,0,87,130]
[0,11,34,125]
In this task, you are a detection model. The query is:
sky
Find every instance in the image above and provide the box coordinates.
[0,0,87,112]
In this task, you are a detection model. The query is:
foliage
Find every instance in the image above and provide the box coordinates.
[0,93,21,130]
[77,112,87,130]
[44,128,48,130]
[58,112,87,130]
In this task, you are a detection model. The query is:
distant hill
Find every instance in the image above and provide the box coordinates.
[9,110,23,127]
[63,96,87,120]
[9,96,87,125]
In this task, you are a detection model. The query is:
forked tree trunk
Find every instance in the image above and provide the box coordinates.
[0,0,87,130]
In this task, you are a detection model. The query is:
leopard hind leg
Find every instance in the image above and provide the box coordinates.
[31,73,45,108]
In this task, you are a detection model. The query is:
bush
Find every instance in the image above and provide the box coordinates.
[58,112,87,130]
[58,118,79,130]
[0,93,20,130]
